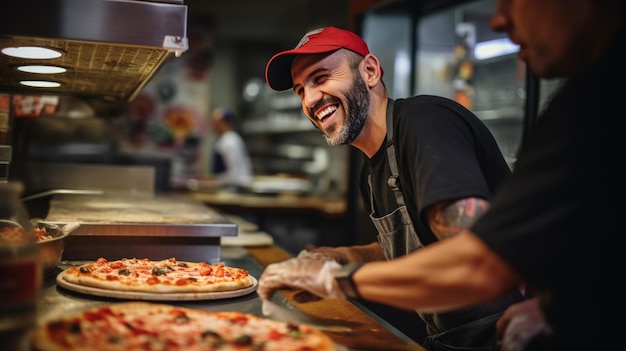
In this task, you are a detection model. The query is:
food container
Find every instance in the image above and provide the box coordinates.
[33,221,80,277]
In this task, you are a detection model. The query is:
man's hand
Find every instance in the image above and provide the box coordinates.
[497,297,553,351]
[298,242,386,264]
[257,258,344,301]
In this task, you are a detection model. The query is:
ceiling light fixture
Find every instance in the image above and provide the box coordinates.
[20,81,61,88]
[17,65,66,74]
[1,46,63,59]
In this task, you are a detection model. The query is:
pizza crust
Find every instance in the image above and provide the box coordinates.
[63,268,254,293]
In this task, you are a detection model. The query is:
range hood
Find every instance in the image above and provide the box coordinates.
[0,0,188,115]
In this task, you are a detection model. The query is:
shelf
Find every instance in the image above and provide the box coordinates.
[242,117,318,134]
[473,108,524,121]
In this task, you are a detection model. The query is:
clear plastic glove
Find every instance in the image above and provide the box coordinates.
[298,242,386,264]
[257,258,345,301]
[297,246,353,264]
[497,297,554,351]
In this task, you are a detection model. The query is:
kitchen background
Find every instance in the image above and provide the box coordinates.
[1,0,565,343]
[2,0,562,253]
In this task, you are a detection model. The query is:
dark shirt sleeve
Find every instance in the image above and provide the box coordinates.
[394,96,509,215]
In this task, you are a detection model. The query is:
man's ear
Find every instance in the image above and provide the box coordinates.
[361,54,383,88]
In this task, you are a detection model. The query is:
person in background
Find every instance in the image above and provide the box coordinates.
[260,26,525,350]
[258,1,625,351]
[206,107,253,190]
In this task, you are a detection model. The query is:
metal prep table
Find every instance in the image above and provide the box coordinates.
[43,193,238,263]
[36,245,426,351]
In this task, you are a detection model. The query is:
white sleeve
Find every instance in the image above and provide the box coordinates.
[215,131,253,187]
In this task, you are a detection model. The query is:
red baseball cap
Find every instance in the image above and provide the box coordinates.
[265,26,379,91]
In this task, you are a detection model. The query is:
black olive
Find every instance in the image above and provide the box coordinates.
[234,335,253,345]
[202,330,225,347]
[67,321,81,334]
[174,314,190,324]
[151,267,167,276]
[118,268,130,276]
[106,335,123,344]
[201,330,221,339]
[79,267,91,273]
[177,262,188,267]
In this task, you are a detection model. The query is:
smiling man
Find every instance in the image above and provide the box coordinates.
[262,26,526,351]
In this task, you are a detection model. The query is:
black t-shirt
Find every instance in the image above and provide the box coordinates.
[358,95,522,341]
[359,95,511,247]
[471,27,625,351]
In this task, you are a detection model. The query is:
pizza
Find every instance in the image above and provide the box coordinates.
[61,257,255,294]
[33,302,337,351]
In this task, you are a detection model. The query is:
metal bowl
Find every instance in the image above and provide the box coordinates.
[34,221,79,277]
[1,220,78,277]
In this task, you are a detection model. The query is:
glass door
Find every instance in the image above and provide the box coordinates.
[362,0,525,169]
[415,0,524,168]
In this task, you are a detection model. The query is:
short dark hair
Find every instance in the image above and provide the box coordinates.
[342,49,364,71]
[222,109,235,124]
[342,49,386,89]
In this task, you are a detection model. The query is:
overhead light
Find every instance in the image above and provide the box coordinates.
[17,65,66,74]
[1,46,62,59]
[243,79,263,102]
[473,38,519,60]
[20,81,61,88]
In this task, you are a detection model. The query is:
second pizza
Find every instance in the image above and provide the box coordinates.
[61,257,255,294]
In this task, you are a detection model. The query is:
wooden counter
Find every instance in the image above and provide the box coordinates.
[190,191,353,250]
[189,191,347,219]
[247,245,426,351]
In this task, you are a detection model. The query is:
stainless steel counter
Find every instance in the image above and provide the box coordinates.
[39,247,263,324]
[36,246,426,351]
[44,193,237,263]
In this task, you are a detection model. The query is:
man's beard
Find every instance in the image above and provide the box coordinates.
[323,73,370,146]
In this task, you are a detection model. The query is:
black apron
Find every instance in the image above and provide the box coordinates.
[368,99,509,351]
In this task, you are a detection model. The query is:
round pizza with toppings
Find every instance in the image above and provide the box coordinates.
[61,257,254,294]
[32,302,338,351]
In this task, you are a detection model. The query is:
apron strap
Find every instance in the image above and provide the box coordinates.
[384,99,406,208]
[369,98,426,258]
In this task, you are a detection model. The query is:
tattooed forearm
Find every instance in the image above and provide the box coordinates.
[427,198,491,240]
